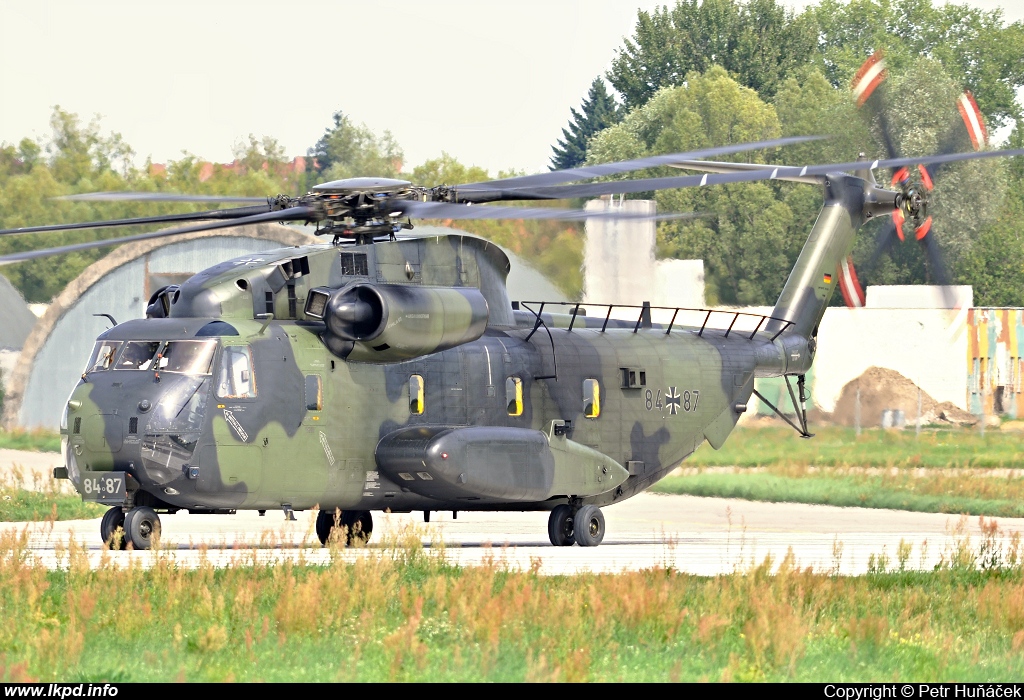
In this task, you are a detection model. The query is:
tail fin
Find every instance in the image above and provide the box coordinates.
[769,174,892,339]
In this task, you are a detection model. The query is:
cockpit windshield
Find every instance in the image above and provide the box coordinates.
[115,341,162,370]
[109,339,217,374]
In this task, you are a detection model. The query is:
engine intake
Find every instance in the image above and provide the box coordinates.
[306,283,489,362]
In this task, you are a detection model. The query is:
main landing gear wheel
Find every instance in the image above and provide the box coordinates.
[124,506,161,550]
[316,510,373,546]
[100,506,127,550]
[341,510,373,546]
[316,509,339,546]
[547,504,576,546]
[573,505,605,547]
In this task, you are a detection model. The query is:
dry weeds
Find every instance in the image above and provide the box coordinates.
[1,519,1024,681]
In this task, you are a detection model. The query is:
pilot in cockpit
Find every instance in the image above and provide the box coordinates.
[119,341,162,370]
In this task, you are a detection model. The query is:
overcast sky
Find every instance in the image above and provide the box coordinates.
[1,0,1020,176]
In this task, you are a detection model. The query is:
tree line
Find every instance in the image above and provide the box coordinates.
[552,0,1024,307]
[1,0,1021,307]
[0,106,585,302]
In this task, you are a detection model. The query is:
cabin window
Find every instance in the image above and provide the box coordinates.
[305,375,322,411]
[115,341,162,370]
[583,378,601,419]
[85,340,123,373]
[217,345,256,398]
[409,375,425,415]
[506,377,523,416]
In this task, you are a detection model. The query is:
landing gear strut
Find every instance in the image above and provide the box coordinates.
[752,373,814,438]
[547,503,605,547]
[316,509,374,546]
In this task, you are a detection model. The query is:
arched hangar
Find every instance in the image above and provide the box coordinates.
[2,223,313,431]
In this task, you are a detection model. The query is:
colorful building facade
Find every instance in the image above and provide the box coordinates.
[967,308,1024,417]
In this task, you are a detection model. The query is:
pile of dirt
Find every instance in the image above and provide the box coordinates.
[829,367,977,428]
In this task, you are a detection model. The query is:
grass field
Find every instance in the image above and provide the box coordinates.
[0,487,106,522]
[0,428,60,453]
[1,525,1022,682]
[685,424,1024,469]
[649,424,1024,514]
[653,468,1024,518]
[1,424,1022,680]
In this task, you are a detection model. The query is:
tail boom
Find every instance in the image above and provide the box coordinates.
[769,175,895,346]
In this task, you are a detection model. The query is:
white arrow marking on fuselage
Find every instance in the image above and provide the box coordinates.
[319,431,336,466]
[223,409,249,442]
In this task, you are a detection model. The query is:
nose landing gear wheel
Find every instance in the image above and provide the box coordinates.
[124,506,161,550]
[100,506,127,550]
[573,505,605,547]
[547,504,576,546]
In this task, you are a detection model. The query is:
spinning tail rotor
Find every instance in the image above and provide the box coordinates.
[844,50,990,309]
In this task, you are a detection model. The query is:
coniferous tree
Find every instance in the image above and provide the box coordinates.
[549,78,622,171]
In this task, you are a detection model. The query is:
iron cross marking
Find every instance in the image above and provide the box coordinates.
[666,387,681,415]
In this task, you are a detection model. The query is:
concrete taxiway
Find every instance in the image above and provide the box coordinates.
[3,448,1021,575]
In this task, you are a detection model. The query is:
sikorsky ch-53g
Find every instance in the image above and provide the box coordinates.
[2,123,1020,551]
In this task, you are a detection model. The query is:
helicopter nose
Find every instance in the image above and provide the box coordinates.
[65,392,125,472]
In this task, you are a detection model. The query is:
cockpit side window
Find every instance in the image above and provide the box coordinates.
[85,341,123,372]
[115,341,162,370]
[217,345,256,398]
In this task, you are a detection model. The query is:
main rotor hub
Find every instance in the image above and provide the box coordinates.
[299,178,422,244]
[312,177,413,195]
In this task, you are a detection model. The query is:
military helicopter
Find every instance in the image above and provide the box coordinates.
[2,131,1020,550]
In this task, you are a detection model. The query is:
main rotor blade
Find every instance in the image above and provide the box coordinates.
[0,206,314,267]
[55,192,269,204]
[489,147,1024,201]
[458,136,823,191]
[0,205,273,236]
[390,200,706,223]
[664,159,821,184]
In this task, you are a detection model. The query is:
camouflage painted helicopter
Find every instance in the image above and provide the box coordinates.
[2,134,1020,551]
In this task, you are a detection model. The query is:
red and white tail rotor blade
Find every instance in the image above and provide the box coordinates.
[852,52,887,107]
[957,91,988,151]
[837,255,866,308]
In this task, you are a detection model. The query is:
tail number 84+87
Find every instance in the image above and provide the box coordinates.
[646,387,698,415]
